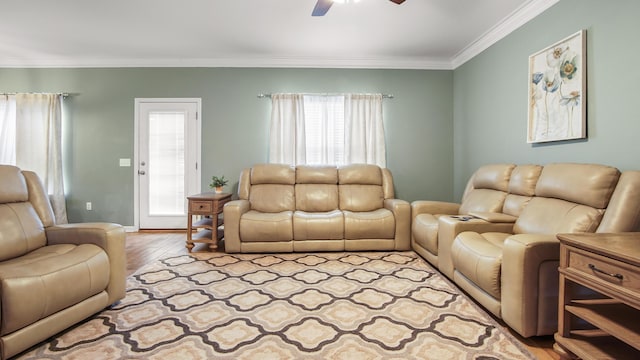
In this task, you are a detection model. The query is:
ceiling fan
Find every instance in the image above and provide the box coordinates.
[312,0,406,17]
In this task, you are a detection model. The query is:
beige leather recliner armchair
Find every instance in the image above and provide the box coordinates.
[450,163,640,338]
[224,163,410,253]
[0,165,126,359]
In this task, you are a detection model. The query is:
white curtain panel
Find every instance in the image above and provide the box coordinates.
[16,93,68,224]
[269,93,306,165]
[0,95,17,165]
[344,94,386,168]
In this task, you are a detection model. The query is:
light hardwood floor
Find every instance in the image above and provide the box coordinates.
[126,231,561,360]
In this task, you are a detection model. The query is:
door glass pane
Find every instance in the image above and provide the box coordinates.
[149,111,185,215]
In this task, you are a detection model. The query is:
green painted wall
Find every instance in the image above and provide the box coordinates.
[453,0,640,199]
[0,68,453,225]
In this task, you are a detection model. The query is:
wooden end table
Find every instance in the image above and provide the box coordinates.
[555,232,640,360]
[186,192,231,252]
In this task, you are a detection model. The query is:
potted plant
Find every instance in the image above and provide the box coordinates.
[209,175,228,194]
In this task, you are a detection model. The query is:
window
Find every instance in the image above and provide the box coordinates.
[269,93,386,167]
[303,95,345,165]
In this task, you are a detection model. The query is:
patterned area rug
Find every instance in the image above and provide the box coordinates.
[19,252,534,359]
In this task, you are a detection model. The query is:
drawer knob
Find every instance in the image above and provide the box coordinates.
[588,264,624,280]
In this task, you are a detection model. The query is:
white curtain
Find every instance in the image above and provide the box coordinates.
[344,94,386,167]
[0,95,17,164]
[268,93,386,168]
[0,94,68,223]
[269,93,306,165]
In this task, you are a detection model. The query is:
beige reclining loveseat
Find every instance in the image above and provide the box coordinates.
[412,163,542,278]
[412,162,640,338]
[0,165,126,359]
[224,163,410,253]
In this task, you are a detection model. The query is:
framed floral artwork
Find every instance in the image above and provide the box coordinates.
[528,30,586,143]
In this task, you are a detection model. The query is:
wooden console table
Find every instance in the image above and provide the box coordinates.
[186,192,231,252]
[555,232,640,359]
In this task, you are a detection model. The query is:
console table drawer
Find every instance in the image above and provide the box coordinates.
[567,246,640,299]
[190,201,212,213]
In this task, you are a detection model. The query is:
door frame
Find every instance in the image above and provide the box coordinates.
[133,98,202,231]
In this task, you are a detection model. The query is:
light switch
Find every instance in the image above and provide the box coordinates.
[119,158,131,167]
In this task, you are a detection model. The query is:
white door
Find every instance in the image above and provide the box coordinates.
[135,99,201,229]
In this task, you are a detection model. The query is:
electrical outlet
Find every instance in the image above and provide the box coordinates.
[86,202,92,211]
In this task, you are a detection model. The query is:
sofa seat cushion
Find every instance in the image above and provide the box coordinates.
[293,210,343,240]
[412,213,440,255]
[344,209,395,239]
[0,243,109,335]
[240,210,293,242]
[451,232,510,300]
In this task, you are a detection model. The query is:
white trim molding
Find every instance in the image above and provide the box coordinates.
[451,0,560,69]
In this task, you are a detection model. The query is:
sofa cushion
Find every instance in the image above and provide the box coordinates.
[514,197,604,234]
[0,244,109,335]
[294,210,344,240]
[344,209,395,239]
[249,184,295,213]
[458,189,507,215]
[508,165,542,196]
[240,210,293,242]
[339,185,384,212]
[295,184,339,212]
[471,164,515,192]
[338,164,382,186]
[0,165,28,203]
[451,232,509,300]
[535,163,619,209]
[0,203,47,261]
[296,165,338,184]
[251,164,295,185]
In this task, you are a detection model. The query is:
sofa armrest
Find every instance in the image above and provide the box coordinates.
[411,201,460,221]
[437,216,515,279]
[223,199,251,253]
[384,199,411,250]
[501,233,561,337]
[45,223,126,304]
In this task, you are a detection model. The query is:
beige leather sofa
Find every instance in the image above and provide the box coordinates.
[224,163,410,253]
[412,163,640,338]
[0,165,126,359]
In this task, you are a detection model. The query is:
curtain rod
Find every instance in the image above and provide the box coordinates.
[0,92,70,97]
[258,93,394,99]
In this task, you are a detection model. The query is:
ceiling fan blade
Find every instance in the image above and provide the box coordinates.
[312,0,333,16]
[389,0,406,4]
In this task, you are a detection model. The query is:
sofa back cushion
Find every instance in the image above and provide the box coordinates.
[249,164,295,213]
[534,163,620,209]
[503,165,543,217]
[0,166,47,261]
[596,171,640,232]
[338,164,384,212]
[459,164,515,215]
[295,166,339,212]
[514,163,620,234]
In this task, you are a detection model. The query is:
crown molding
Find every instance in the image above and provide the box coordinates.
[0,56,453,70]
[450,0,560,69]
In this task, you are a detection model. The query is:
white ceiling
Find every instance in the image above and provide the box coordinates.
[0,0,558,69]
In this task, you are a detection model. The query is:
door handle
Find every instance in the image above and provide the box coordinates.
[138,170,146,175]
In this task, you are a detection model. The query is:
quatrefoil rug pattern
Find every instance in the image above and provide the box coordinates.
[20,252,534,359]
